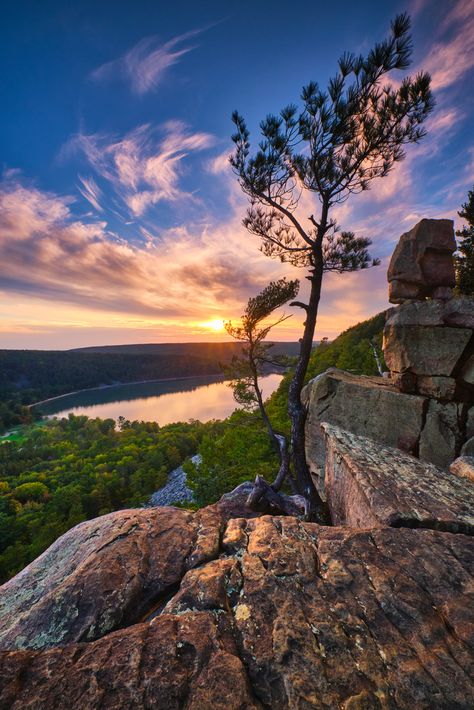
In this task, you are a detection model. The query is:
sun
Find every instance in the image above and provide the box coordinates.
[202,319,224,332]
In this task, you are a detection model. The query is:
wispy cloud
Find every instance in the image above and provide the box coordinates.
[77,175,104,212]
[65,122,215,217]
[0,174,287,325]
[206,150,232,175]
[91,28,204,94]
[419,0,474,91]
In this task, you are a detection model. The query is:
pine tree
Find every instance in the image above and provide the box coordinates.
[230,13,434,519]
[456,186,474,296]
[224,279,299,504]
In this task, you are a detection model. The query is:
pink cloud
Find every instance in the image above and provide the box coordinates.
[77,175,104,212]
[420,0,474,91]
[65,122,215,217]
[91,28,204,95]
[0,175,289,326]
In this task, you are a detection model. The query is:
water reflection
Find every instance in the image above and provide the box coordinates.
[35,374,283,426]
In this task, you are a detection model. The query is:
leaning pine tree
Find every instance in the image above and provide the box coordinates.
[230,13,434,520]
[224,278,305,515]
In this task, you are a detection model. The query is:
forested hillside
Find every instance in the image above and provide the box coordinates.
[0,416,211,582]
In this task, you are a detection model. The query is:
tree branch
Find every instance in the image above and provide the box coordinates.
[289,300,309,311]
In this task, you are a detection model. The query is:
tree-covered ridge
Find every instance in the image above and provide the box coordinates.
[186,311,387,506]
[305,311,387,379]
[0,416,211,583]
[0,343,301,401]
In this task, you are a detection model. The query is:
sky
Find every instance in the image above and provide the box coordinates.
[1,0,473,349]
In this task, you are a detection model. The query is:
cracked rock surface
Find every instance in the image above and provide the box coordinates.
[1,495,473,709]
[322,423,474,533]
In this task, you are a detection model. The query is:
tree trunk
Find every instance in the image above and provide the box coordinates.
[287,220,329,523]
[252,367,290,492]
[246,475,307,517]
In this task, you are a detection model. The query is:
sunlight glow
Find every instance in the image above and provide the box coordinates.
[201,319,225,332]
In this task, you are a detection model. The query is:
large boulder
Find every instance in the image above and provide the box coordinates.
[383,324,471,377]
[419,400,467,468]
[1,506,474,709]
[387,218,456,303]
[302,369,428,495]
[321,422,474,533]
[0,491,259,651]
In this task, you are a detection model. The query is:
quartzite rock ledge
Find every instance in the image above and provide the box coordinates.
[321,422,474,533]
[1,502,473,709]
[302,369,428,494]
[0,487,260,651]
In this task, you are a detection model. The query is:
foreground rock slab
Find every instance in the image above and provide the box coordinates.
[0,487,259,651]
[322,422,474,533]
[1,504,474,709]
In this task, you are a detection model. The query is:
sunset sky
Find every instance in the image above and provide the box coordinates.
[1,0,473,349]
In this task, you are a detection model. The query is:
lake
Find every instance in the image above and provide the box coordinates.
[34,374,283,426]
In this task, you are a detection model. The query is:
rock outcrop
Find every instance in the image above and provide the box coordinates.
[0,487,260,651]
[1,499,473,709]
[387,218,456,303]
[304,220,473,489]
[304,365,472,484]
[147,457,197,508]
[321,423,474,532]
[383,297,473,399]
[302,369,428,495]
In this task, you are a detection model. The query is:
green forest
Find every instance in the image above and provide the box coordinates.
[0,313,385,583]
[0,417,210,582]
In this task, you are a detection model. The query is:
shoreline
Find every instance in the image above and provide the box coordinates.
[29,373,225,409]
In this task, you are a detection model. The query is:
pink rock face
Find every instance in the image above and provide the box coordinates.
[1,504,474,709]
[321,422,474,532]
[387,218,456,304]
[450,456,474,483]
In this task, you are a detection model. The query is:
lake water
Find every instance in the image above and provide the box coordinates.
[34,374,283,426]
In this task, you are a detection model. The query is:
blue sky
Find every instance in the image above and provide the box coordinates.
[1,0,473,348]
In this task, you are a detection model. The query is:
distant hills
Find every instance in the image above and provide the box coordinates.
[0,342,302,404]
[72,341,301,357]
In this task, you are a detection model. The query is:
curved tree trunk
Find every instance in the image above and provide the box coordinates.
[250,364,290,492]
[287,272,327,521]
[287,217,330,523]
